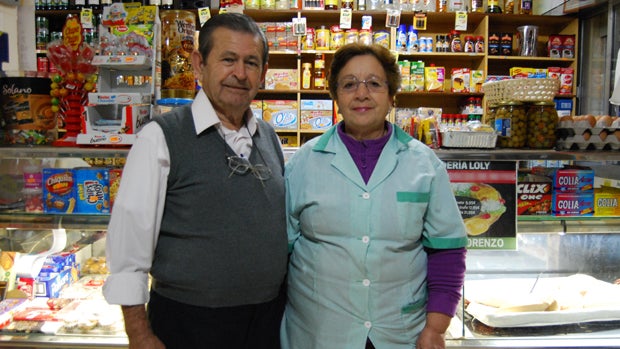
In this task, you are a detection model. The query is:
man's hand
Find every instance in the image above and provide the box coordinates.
[122,305,166,349]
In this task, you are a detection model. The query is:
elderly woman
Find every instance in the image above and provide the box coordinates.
[281,43,468,349]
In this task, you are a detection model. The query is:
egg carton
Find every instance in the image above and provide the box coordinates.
[559,116,620,129]
[556,127,620,150]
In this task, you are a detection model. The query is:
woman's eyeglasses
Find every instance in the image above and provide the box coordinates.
[226,155,272,184]
[337,77,389,94]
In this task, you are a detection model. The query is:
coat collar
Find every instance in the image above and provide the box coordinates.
[311,122,414,190]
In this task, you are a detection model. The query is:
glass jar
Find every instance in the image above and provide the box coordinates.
[526,101,558,149]
[485,103,498,128]
[495,101,527,148]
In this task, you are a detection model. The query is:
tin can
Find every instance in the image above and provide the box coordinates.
[373,30,390,49]
[330,25,344,50]
[161,10,196,99]
[359,29,373,46]
[315,26,330,50]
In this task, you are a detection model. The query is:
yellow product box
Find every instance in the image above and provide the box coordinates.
[451,68,470,93]
[300,99,333,130]
[264,69,298,90]
[410,61,425,92]
[424,66,445,92]
[509,67,548,79]
[263,100,298,129]
[470,70,484,92]
[593,187,620,216]
[278,134,298,147]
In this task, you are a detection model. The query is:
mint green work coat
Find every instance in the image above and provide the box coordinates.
[281,124,468,349]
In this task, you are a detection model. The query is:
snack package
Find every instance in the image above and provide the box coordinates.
[424,66,445,92]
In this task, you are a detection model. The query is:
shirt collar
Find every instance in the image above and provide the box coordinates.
[190,89,258,136]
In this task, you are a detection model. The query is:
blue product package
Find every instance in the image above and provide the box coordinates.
[75,167,110,214]
[42,168,76,213]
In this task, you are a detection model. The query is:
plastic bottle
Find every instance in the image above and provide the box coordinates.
[302,63,313,90]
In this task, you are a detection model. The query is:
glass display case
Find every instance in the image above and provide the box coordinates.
[2,147,620,348]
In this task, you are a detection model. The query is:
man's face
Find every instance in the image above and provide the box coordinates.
[192,27,267,116]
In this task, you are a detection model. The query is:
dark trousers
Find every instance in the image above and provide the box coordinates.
[147,290,285,349]
[366,338,376,349]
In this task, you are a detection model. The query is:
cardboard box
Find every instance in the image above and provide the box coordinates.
[262,100,298,129]
[250,100,264,120]
[470,70,484,93]
[300,99,333,130]
[78,103,151,145]
[517,180,552,215]
[552,192,594,216]
[75,167,110,214]
[42,168,77,214]
[552,167,594,193]
[264,69,298,90]
[88,92,151,105]
[410,61,425,92]
[451,68,470,93]
[424,66,445,92]
[554,98,573,118]
[593,187,620,216]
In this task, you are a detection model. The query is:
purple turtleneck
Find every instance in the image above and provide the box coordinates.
[337,121,467,317]
[337,121,392,184]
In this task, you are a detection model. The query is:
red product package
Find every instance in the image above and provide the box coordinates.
[559,67,574,95]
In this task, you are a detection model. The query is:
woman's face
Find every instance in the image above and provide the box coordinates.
[335,54,392,137]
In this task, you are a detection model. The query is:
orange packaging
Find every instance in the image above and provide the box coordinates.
[559,67,574,95]
[109,168,123,211]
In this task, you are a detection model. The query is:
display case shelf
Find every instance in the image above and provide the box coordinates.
[0,213,111,230]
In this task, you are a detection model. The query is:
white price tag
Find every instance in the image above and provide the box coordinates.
[198,7,211,27]
[455,11,468,31]
[340,9,353,29]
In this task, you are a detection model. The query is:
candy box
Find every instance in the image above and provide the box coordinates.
[75,167,110,214]
[552,166,594,193]
[42,168,77,214]
[593,187,620,217]
[517,176,552,215]
[552,192,594,216]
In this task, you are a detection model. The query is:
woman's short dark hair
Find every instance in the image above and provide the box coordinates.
[197,13,269,66]
[328,43,401,99]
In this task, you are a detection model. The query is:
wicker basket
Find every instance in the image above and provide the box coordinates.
[441,131,497,148]
[483,78,560,104]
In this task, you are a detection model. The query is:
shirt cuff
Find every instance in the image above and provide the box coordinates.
[103,272,150,306]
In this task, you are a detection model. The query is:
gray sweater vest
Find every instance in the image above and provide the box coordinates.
[150,106,288,307]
